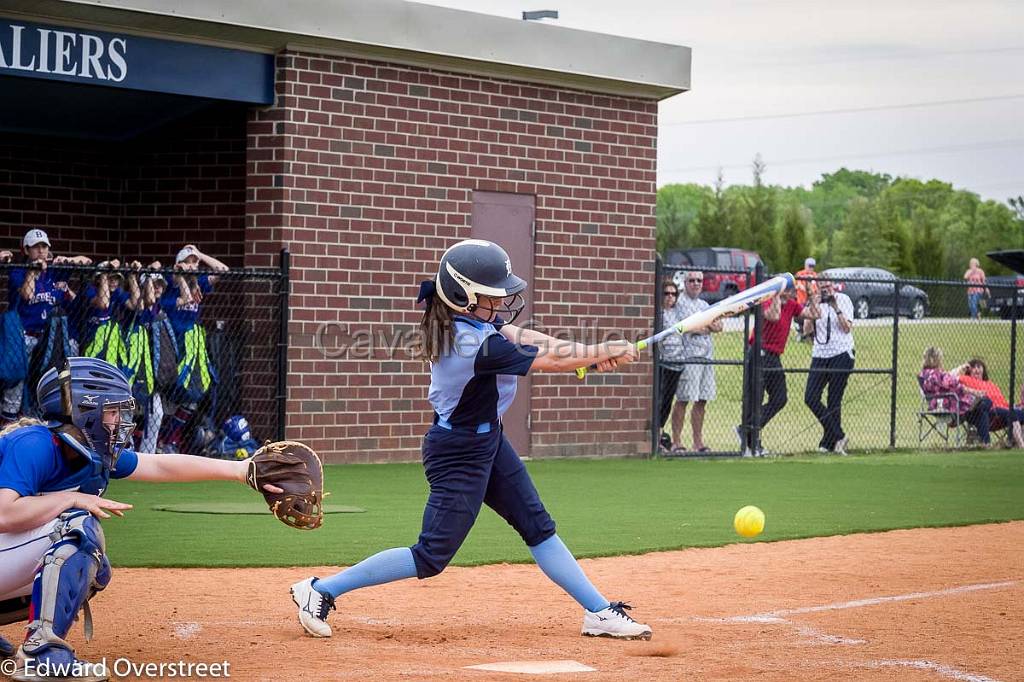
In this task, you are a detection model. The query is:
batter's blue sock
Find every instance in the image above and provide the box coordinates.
[529,534,609,613]
[312,547,417,600]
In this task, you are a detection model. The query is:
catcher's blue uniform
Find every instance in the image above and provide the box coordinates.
[0,426,137,663]
[410,315,554,577]
[0,426,137,599]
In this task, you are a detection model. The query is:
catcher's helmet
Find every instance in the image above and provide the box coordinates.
[37,357,136,470]
[435,239,526,322]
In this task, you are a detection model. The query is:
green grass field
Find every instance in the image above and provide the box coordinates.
[104,451,1024,567]
[673,319,1017,453]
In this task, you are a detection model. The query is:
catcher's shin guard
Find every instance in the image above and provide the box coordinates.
[19,510,111,665]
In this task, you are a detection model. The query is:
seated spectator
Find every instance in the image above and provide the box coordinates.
[956,358,1024,448]
[919,347,993,447]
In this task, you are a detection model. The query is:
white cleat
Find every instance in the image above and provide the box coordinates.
[581,602,652,641]
[833,437,850,456]
[290,577,335,638]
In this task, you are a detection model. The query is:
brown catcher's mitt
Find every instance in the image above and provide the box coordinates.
[246,441,324,530]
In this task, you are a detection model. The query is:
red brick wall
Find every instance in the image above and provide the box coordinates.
[0,104,247,266]
[120,104,248,267]
[0,134,122,259]
[249,51,658,464]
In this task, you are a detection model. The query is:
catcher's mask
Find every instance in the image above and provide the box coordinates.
[37,357,136,471]
[435,239,526,324]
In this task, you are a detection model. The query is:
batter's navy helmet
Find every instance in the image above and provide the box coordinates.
[435,239,526,323]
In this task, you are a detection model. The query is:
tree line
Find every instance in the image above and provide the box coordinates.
[657,159,1024,279]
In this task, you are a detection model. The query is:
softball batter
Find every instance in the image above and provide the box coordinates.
[291,239,652,641]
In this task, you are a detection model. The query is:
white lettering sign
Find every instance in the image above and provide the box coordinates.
[0,23,128,81]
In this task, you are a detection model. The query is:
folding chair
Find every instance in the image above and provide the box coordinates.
[916,375,968,447]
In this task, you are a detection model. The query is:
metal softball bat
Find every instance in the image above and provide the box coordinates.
[575,273,795,380]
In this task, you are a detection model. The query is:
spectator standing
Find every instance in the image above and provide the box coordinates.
[920,347,993,447]
[741,281,818,455]
[656,282,686,453]
[670,271,722,453]
[794,257,818,307]
[963,258,988,321]
[157,245,228,452]
[1,229,91,424]
[803,277,855,454]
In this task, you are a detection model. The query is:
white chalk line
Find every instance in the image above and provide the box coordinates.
[744,580,1019,621]
[675,581,1017,679]
[671,579,1019,625]
[855,659,1001,682]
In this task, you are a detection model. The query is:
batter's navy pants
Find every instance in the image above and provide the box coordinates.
[410,424,556,578]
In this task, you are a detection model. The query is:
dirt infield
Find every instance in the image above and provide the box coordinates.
[3,523,1022,681]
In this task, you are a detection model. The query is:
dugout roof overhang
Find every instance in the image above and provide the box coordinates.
[0,0,691,140]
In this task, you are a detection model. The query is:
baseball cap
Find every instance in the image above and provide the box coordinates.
[805,257,816,268]
[23,229,50,248]
[140,272,167,286]
[175,245,199,264]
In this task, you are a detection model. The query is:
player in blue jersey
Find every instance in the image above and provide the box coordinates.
[0,357,281,681]
[290,239,653,641]
[155,245,228,452]
[2,229,92,425]
[77,259,143,359]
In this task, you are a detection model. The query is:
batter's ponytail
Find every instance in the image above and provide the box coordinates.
[412,296,456,364]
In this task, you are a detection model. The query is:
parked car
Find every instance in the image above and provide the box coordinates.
[986,274,1024,319]
[821,267,929,320]
[985,250,1024,319]
[663,247,764,303]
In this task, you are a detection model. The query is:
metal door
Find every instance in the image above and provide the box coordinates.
[471,191,536,457]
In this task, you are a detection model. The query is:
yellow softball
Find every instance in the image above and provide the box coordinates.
[734,505,765,538]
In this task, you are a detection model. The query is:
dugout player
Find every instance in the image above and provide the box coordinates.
[0,357,280,681]
[2,230,92,425]
[289,239,653,642]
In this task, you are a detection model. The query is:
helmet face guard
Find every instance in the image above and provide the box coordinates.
[99,398,137,467]
[471,292,526,324]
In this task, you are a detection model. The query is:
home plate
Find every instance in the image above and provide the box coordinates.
[464,660,596,674]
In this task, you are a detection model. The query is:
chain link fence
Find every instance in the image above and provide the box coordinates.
[653,258,1021,456]
[0,254,288,457]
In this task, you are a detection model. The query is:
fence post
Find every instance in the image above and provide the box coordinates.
[651,254,664,456]
[276,248,291,441]
[890,280,901,448]
[1010,290,1019,410]
[749,263,765,455]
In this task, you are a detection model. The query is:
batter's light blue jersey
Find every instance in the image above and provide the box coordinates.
[0,425,138,498]
[428,317,538,427]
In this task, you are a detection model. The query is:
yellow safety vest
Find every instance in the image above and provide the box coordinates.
[177,325,212,395]
[124,323,154,395]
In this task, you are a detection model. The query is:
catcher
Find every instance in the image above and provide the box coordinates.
[0,357,321,682]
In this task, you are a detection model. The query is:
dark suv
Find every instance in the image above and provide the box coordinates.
[821,267,929,319]
[986,250,1024,319]
[664,247,764,303]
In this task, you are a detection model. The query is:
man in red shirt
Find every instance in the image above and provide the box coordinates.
[741,281,817,455]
